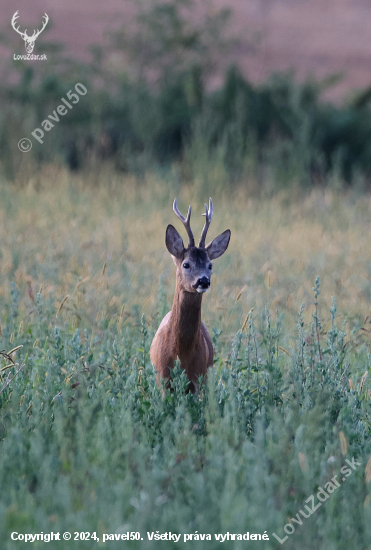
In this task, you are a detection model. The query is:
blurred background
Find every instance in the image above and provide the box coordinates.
[2,0,371,188]
[3,0,371,337]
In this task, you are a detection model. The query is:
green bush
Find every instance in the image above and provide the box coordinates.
[3,0,371,188]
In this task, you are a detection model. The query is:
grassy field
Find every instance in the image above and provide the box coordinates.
[0,169,371,549]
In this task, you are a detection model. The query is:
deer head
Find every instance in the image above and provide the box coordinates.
[166,198,231,294]
[11,11,49,54]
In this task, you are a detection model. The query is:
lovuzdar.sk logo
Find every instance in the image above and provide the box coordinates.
[11,10,48,60]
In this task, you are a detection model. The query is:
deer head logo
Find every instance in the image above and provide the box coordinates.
[11,11,49,54]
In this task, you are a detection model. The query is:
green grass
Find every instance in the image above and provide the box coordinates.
[0,174,371,549]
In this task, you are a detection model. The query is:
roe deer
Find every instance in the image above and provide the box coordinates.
[150,198,230,393]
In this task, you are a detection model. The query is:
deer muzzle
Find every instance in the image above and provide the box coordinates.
[193,276,210,293]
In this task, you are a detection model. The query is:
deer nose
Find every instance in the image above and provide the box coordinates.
[195,276,210,290]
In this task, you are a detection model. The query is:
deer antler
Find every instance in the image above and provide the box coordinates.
[11,11,26,39]
[199,198,213,248]
[173,199,195,247]
[32,13,49,40]
[11,11,49,40]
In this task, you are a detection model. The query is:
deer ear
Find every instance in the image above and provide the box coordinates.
[166,224,184,258]
[206,229,231,260]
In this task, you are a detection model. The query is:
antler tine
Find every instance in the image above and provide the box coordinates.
[173,198,195,247]
[199,197,213,248]
[11,10,19,25]
[11,11,25,36]
[33,13,49,39]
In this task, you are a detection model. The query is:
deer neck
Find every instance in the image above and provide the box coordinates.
[171,280,202,355]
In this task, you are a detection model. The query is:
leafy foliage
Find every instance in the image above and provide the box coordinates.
[0,271,370,549]
[2,0,371,187]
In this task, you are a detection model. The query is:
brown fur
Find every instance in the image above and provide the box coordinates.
[150,273,214,393]
[150,200,230,394]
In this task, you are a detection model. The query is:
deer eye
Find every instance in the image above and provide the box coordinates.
[208,263,213,270]
[183,262,190,269]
